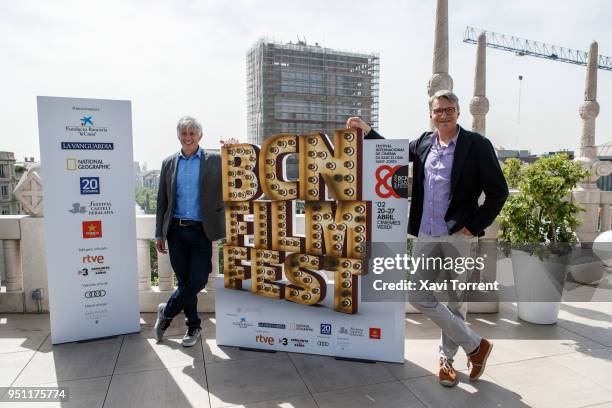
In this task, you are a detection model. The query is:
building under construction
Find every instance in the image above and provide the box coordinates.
[246,38,380,148]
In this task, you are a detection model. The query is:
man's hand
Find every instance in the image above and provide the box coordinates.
[156,239,167,254]
[346,117,372,135]
[460,227,474,237]
[220,138,240,147]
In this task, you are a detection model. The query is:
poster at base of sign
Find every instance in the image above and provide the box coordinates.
[37,96,140,344]
[215,131,408,363]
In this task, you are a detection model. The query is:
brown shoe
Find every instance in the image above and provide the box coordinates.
[467,338,493,381]
[438,358,458,387]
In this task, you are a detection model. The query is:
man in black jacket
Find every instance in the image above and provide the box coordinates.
[347,90,508,387]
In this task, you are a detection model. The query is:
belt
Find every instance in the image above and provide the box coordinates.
[172,218,201,227]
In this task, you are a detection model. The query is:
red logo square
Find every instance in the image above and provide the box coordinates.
[82,220,102,239]
[369,327,381,339]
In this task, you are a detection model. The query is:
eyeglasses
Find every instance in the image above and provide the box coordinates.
[432,107,457,116]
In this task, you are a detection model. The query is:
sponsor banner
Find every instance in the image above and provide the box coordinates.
[216,277,403,361]
[37,96,140,344]
[215,138,408,362]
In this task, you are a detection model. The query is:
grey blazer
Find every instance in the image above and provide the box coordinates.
[155,149,226,241]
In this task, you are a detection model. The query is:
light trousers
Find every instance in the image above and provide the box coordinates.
[408,233,482,361]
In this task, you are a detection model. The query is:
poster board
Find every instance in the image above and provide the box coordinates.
[215,130,408,362]
[37,96,140,344]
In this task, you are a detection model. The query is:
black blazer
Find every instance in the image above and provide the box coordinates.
[155,149,226,241]
[366,126,508,237]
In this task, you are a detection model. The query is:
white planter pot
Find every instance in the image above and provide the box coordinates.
[511,249,568,324]
[593,230,612,267]
[568,246,604,285]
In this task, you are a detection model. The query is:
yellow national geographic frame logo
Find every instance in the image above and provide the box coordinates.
[66,158,78,171]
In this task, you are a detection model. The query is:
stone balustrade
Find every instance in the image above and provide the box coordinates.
[0,214,221,313]
[0,210,507,314]
[599,191,612,231]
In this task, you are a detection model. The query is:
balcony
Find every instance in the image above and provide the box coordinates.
[1,215,612,407]
[1,302,611,407]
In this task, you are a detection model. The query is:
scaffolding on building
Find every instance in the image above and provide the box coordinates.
[246,38,380,146]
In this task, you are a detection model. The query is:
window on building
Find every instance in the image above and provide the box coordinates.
[0,185,8,198]
[0,165,6,178]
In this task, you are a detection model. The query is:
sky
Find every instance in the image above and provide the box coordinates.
[1,0,611,169]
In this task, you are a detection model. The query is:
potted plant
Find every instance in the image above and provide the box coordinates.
[498,155,588,324]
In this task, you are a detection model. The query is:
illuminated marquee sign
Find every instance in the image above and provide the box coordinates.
[221,129,370,314]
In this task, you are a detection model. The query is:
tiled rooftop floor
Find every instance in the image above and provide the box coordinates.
[1,301,611,408]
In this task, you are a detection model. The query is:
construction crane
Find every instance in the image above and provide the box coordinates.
[463,26,612,71]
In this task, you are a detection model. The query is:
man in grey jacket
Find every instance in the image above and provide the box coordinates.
[154,116,233,347]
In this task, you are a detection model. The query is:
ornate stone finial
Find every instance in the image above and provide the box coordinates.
[427,0,453,130]
[428,0,452,94]
[584,41,598,102]
[13,164,43,216]
[470,33,489,135]
[432,0,449,74]
[576,41,607,188]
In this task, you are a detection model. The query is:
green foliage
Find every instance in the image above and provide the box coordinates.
[149,239,159,286]
[497,154,588,259]
[14,165,27,177]
[502,158,522,189]
[135,185,158,214]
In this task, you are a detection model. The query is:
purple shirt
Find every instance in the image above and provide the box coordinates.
[419,127,459,237]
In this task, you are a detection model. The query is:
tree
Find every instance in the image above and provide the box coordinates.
[135,185,158,214]
[498,154,588,259]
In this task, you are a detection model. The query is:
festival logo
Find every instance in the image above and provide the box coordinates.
[82,220,103,239]
[258,322,286,330]
[255,334,275,345]
[68,201,114,216]
[232,317,253,329]
[80,177,100,195]
[289,323,314,332]
[320,323,332,336]
[375,164,409,199]
[369,327,382,339]
[61,142,114,150]
[65,115,109,137]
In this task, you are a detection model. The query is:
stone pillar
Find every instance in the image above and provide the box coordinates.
[137,239,152,291]
[210,241,220,282]
[577,42,599,167]
[470,33,489,135]
[0,242,5,287]
[467,33,497,312]
[20,217,49,312]
[573,41,612,242]
[601,203,611,231]
[3,240,22,291]
[157,251,174,291]
[427,0,453,129]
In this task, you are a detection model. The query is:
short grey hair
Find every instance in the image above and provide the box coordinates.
[176,116,203,137]
[428,90,460,112]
